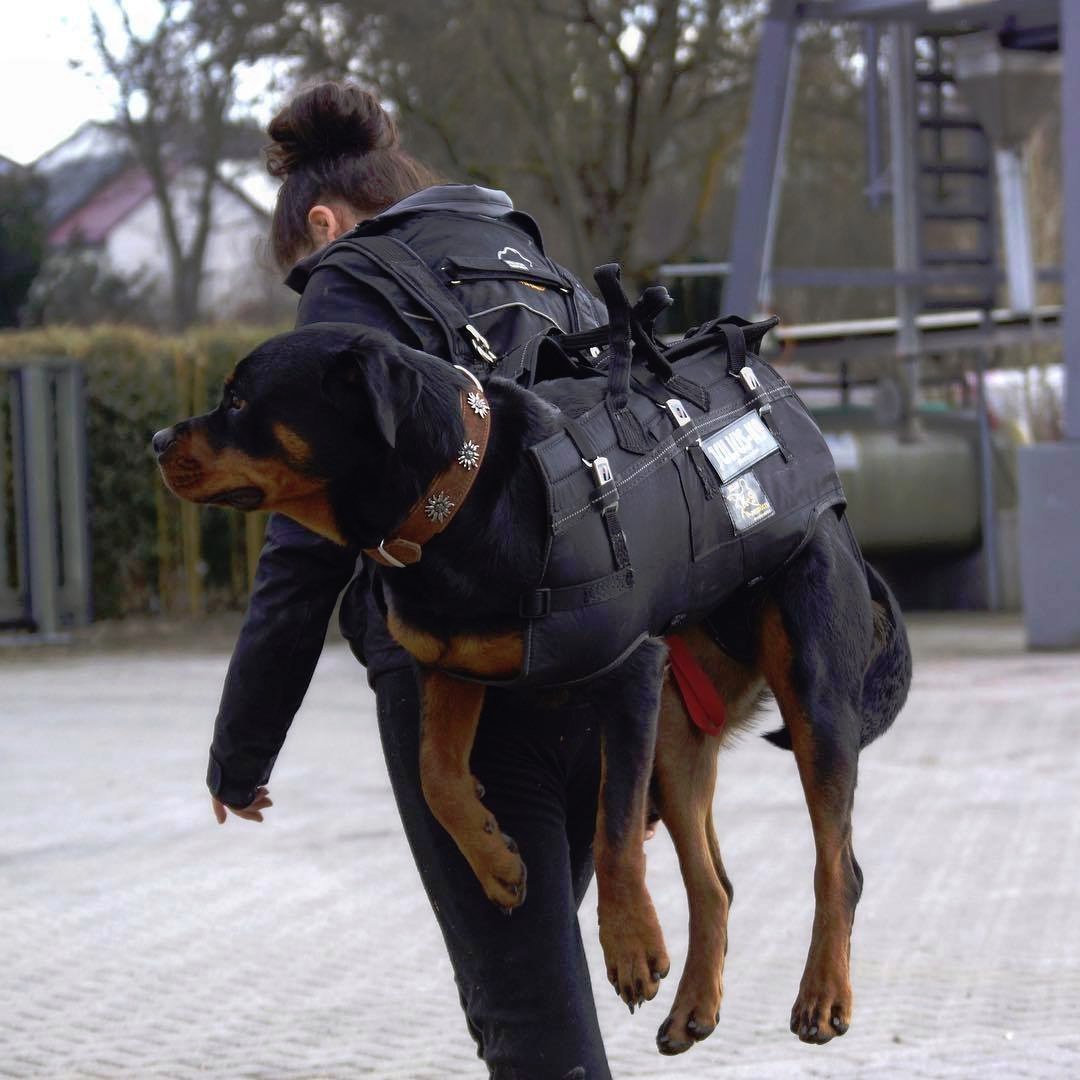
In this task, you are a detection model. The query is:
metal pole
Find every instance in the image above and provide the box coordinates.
[995,147,1037,313]
[759,35,802,309]
[55,366,92,626]
[886,21,923,440]
[863,23,885,211]
[974,325,1001,611]
[0,372,19,623]
[725,0,801,315]
[1062,0,1080,441]
[16,366,61,637]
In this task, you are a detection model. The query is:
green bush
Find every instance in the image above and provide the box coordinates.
[0,323,285,619]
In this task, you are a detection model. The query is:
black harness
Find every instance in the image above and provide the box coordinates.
[502,266,846,687]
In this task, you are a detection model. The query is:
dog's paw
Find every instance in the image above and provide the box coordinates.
[475,831,527,912]
[600,905,670,1011]
[656,1005,720,1056]
[656,975,723,1054]
[789,977,852,1044]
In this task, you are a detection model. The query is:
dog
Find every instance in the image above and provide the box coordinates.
[154,321,911,1055]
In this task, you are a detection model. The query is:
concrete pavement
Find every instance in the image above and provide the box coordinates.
[2,614,1079,1079]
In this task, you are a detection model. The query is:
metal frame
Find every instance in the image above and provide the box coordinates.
[1,361,91,637]
[724,0,1071,623]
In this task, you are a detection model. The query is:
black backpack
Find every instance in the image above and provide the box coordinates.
[304,208,607,373]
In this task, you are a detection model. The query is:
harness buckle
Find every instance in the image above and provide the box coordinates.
[665,399,692,427]
[465,323,498,365]
[590,455,613,487]
[519,588,551,618]
[738,365,760,392]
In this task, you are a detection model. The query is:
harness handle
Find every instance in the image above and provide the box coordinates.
[593,264,651,453]
[594,264,633,410]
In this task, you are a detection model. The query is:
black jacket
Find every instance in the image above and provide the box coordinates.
[207,185,604,808]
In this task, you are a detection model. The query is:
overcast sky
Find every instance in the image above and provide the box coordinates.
[0,4,122,163]
[0,1,278,165]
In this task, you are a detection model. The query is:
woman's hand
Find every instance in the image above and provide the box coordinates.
[211,786,273,824]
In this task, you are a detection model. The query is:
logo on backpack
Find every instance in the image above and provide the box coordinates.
[497,247,534,271]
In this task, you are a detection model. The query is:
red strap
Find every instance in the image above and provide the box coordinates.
[666,634,727,737]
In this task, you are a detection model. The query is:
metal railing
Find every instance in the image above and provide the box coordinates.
[1,361,91,637]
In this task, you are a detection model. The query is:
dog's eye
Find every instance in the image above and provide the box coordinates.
[226,391,246,413]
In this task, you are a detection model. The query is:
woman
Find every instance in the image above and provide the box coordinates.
[209,81,611,1079]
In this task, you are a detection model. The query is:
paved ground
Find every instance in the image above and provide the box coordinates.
[2,614,1079,1079]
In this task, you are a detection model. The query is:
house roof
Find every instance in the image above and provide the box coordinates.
[35,122,133,232]
[49,164,156,247]
[35,119,274,247]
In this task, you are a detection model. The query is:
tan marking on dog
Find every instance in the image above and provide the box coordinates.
[594,745,670,1012]
[158,422,344,543]
[418,669,525,909]
[386,605,523,679]
[272,422,314,468]
[652,625,766,1052]
[758,604,857,1044]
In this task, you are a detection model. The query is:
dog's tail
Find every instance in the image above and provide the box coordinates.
[856,563,912,749]
[762,563,911,752]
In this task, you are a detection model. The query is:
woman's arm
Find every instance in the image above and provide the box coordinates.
[208,513,360,808]
[208,271,409,813]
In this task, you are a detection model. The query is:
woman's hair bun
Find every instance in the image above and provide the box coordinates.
[266,82,400,177]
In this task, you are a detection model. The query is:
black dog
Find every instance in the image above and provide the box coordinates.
[154,322,911,1055]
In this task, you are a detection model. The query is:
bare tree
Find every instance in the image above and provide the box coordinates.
[92,0,299,328]
[287,0,763,283]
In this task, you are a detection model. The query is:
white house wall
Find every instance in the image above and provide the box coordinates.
[103,167,287,320]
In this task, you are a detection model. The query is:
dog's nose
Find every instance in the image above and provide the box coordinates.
[152,428,176,455]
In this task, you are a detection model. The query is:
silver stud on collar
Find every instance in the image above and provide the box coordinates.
[467,390,489,419]
[457,440,481,470]
[424,491,455,523]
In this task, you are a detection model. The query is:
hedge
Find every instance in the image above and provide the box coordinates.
[0,324,288,620]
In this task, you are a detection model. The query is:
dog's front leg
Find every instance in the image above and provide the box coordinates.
[593,640,671,1011]
[418,669,527,911]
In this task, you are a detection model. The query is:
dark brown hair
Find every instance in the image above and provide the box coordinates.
[265,82,441,270]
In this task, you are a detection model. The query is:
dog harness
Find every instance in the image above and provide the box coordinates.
[495,265,847,688]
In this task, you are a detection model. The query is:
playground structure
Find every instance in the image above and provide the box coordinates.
[664,0,1075,642]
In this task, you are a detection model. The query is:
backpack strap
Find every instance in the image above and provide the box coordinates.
[342,235,500,369]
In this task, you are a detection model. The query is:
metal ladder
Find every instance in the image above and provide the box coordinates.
[915,31,998,313]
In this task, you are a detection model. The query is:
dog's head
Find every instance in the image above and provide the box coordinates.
[153,323,427,544]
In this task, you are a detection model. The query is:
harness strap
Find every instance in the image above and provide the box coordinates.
[519,566,635,618]
[343,235,498,368]
[666,634,727,737]
[561,416,633,574]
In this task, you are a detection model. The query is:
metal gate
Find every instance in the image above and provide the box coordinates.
[1,361,91,636]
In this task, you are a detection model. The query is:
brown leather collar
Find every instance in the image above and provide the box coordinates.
[364,367,491,568]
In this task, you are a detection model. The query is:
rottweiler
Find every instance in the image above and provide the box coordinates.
[153,322,911,1056]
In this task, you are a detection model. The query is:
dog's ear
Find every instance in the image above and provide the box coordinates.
[321,345,423,448]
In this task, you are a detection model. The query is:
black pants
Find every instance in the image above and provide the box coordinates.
[374,667,611,1080]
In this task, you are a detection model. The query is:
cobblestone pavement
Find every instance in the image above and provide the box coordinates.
[2,614,1079,1079]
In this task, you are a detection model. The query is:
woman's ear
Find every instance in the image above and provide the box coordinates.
[307,203,349,246]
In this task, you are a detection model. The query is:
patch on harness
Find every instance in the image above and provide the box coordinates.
[721,472,775,533]
[701,412,780,482]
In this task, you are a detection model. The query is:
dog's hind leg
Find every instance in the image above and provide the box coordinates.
[591,638,671,1011]
[419,669,527,911]
[653,675,727,1054]
[759,526,874,1044]
[653,626,762,1055]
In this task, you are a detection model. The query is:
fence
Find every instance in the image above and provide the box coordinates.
[0,326,279,627]
[1,362,90,634]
